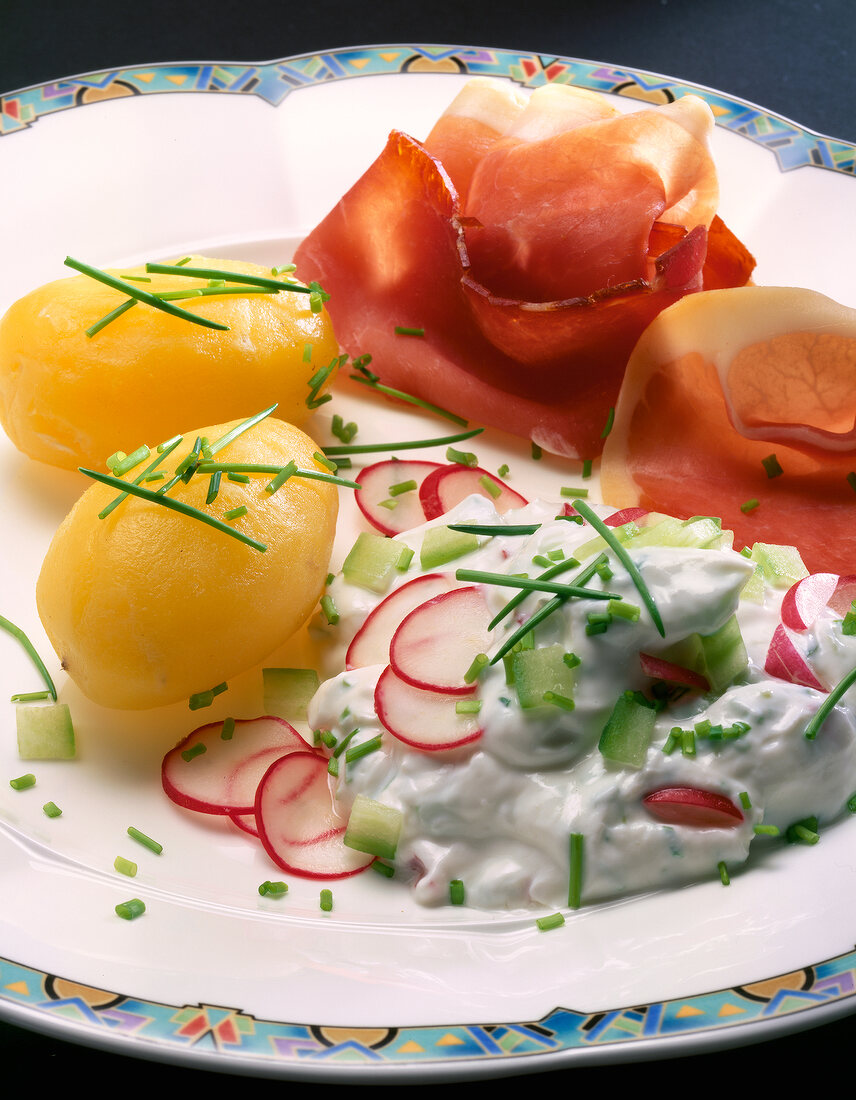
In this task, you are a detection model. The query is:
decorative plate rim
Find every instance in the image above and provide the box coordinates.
[0,42,853,177]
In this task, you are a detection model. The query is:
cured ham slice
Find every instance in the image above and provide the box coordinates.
[600,286,856,575]
[294,81,754,459]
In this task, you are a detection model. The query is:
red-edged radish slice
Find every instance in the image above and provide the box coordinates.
[643,787,744,827]
[255,751,374,878]
[639,652,710,693]
[419,463,528,520]
[355,459,442,535]
[346,572,459,670]
[829,575,856,617]
[764,623,827,692]
[389,585,494,694]
[230,812,259,837]
[162,716,312,815]
[604,507,649,527]
[375,665,483,751]
[781,573,840,632]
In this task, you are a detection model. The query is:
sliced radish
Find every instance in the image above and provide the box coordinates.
[355,459,441,535]
[162,716,313,815]
[230,811,259,837]
[375,665,483,751]
[781,573,840,632]
[389,585,494,694]
[829,575,856,617]
[642,787,744,827]
[639,652,710,693]
[346,572,459,670]
[764,623,827,692]
[255,751,374,878]
[419,464,528,520]
[604,507,649,527]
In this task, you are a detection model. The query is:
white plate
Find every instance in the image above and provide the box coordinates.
[0,45,855,1081]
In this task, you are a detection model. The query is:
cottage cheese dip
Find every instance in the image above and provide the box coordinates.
[309,495,856,911]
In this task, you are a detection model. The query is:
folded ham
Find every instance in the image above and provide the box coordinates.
[294,79,754,458]
[600,286,856,575]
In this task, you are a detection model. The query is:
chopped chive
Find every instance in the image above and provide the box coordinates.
[227,471,250,483]
[847,472,856,494]
[9,773,35,790]
[568,833,584,909]
[585,611,611,635]
[65,256,229,331]
[753,824,780,836]
[42,801,62,818]
[389,479,418,496]
[378,499,396,510]
[110,445,152,477]
[272,263,297,276]
[345,734,383,764]
[318,729,337,749]
[446,446,478,467]
[449,879,465,906]
[463,653,489,684]
[265,460,298,495]
[372,860,395,878]
[394,325,425,337]
[563,652,581,670]
[717,861,730,886]
[560,486,589,498]
[314,450,338,473]
[543,691,575,711]
[220,717,235,741]
[805,666,856,740]
[106,450,127,471]
[571,500,665,637]
[115,898,146,920]
[80,467,267,552]
[662,727,681,754]
[786,815,820,844]
[86,297,137,337]
[447,523,540,536]
[258,880,289,897]
[532,554,553,569]
[208,404,278,456]
[324,427,483,457]
[114,855,137,877]
[547,549,565,561]
[762,453,784,478]
[174,257,192,266]
[536,912,565,931]
[681,728,696,757]
[455,699,482,715]
[331,414,359,443]
[740,498,760,513]
[143,472,165,483]
[127,826,162,854]
[0,615,57,700]
[600,406,615,439]
[181,742,207,762]
[531,442,542,460]
[497,464,510,478]
[224,505,248,521]
[739,791,752,810]
[10,690,52,702]
[121,274,152,283]
[302,343,313,362]
[607,599,640,622]
[840,601,856,636]
[320,594,339,625]
[455,567,616,602]
[582,459,593,479]
[320,889,333,912]
[206,471,222,505]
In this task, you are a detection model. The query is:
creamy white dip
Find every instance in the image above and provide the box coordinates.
[309,496,856,911]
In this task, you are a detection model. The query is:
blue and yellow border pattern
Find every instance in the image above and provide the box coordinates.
[1,43,853,175]
[1,945,855,1072]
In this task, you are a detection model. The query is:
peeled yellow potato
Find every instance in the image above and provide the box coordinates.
[36,416,338,710]
[0,256,339,471]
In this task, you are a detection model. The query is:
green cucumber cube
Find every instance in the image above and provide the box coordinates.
[598,692,656,768]
[699,615,748,693]
[512,645,577,709]
[342,532,410,593]
[419,526,479,570]
[16,703,76,760]
[263,667,320,720]
[750,542,809,589]
[343,794,402,860]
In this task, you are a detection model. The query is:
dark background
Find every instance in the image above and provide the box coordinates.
[1,0,855,1089]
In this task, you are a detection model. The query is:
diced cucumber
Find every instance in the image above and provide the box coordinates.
[750,542,809,589]
[16,703,75,760]
[658,633,707,676]
[739,562,767,603]
[419,526,479,570]
[512,645,577,709]
[575,521,640,561]
[263,667,320,721]
[699,615,748,693]
[342,532,411,593]
[629,515,729,550]
[598,692,656,768]
[343,794,402,860]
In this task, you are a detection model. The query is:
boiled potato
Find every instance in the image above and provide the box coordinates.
[36,416,338,710]
[0,256,339,471]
